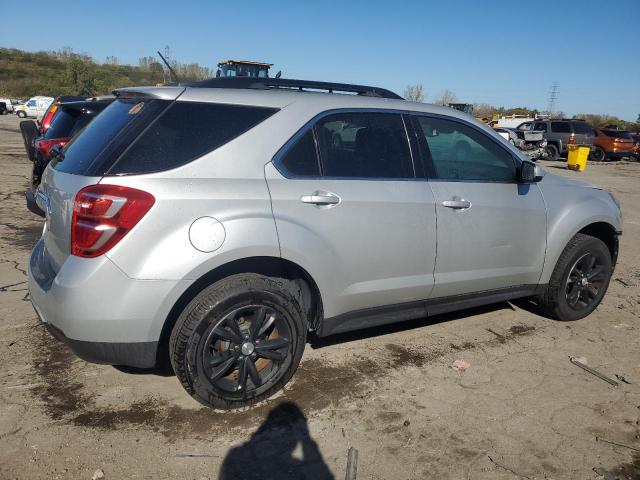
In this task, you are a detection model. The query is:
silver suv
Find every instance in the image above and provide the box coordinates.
[28,78,622,409]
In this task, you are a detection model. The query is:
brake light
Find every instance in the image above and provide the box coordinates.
[41,102,60,132]
[71,185,155,258]
[37,138,69,158]
[568,133,575,145]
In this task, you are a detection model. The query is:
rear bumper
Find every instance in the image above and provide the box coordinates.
[607,150,634,159]
[28,239,187,368]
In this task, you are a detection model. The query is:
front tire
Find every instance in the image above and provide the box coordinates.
[538,234,612,321]
[545,143,559,160]
[591,146,606,162]
[17,111,26,118]
[170,273,307,409]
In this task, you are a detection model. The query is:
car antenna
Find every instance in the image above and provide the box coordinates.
[156,50,181,85]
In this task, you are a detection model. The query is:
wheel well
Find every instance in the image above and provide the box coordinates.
[578,222,619,263]
[156,256,323,368]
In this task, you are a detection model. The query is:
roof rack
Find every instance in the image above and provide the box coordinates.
[189,77,404,100]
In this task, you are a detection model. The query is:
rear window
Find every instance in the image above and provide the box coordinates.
[52,99,278,176]
[602,130,633,139]
[571,121,594,134]
[551,122,570,133]
[52,99,169,175]
[44,108,81,139]
[110,102,278,174]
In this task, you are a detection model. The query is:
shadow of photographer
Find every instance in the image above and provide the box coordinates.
[219,401,334,480]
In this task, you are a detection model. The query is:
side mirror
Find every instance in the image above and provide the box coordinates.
[520,160,544,182]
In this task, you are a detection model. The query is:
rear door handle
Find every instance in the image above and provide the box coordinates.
[442,198,471,209]
[301,191,341,206]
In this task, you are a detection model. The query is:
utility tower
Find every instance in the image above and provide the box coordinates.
[547,82,559,116]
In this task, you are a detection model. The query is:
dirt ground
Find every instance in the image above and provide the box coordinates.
[0,113,639,480]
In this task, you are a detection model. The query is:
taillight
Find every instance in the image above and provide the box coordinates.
[568,133,575,145]
[37,138,69,158]
[71,185,155,258]
[41,102,60,132]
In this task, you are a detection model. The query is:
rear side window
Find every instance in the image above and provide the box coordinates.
[315,112,413,178]
[110,102,278,174]
[279,130,320,176]
[551,122,570,133]
[571,122,594,134]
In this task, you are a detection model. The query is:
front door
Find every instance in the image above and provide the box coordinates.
[265,111,437,320]
[414,115,547,298]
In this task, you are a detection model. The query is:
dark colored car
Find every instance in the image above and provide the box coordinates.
[40,96,88,135]
[518,119,595,160]
[25,98,113,216]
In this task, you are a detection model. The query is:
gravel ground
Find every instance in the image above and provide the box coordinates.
[0,113,639,479]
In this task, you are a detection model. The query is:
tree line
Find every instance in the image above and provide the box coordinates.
[0,47,212,99]
[404,83,639,132]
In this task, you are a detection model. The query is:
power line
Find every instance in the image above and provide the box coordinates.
[547,82,559,116]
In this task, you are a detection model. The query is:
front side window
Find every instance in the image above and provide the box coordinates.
[533,122,547,132]
[416,116,516,182]
[551,122,570,133]
[315,112,413,179]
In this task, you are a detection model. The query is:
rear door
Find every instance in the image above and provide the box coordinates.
[266,111,437,319]
[413,115,547,298]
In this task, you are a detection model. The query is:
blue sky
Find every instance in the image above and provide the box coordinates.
[2,0,639,120]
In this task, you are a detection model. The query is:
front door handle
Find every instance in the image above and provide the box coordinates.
[301,191,341,206]
[442,198,471,209]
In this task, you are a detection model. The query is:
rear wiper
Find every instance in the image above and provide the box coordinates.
[50,145,65,162]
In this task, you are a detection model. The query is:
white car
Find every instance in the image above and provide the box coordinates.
[14,96,54,119]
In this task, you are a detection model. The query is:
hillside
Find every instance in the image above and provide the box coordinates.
[0,48,208,99]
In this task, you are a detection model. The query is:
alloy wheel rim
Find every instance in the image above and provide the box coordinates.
[565,252,607,311]
[202,305,291,394]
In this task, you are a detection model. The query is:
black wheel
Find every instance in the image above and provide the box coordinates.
[591,146,606,162]
[538,234,612,321]
[170,273,307,409]
[17,111,26,118]
[545,143,559,160]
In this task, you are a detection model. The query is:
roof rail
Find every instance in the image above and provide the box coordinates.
[188,77,404,100]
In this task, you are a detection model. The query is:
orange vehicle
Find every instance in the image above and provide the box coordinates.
[591,128,636,161]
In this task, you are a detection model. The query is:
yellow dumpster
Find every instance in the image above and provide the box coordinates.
[567,145,590,172]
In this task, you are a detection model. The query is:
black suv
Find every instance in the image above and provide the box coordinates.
[518,119,595,160]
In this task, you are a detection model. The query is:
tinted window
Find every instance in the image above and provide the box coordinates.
[551,122,571,133]
[571,121,594,134]
[533,122,547,132]
[602,130,633,139]
[111,102,278,174]
[416,116,515,182]
[44,108,81,139]
[279,130,320,176]
[53,99,170,175]
[315,112,413,178]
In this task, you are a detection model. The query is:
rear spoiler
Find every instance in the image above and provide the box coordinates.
[113,86,185,101]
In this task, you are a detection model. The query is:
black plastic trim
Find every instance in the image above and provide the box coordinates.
[25,189,45,217]
[317,285,540,337]
[43,321,157,369]
[188,77,403,99]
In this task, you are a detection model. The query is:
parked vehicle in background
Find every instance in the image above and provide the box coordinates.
[40,96,87,134]
[28,77,622,409]
[14,96,54,119]
[591,128,636,161]
[216,60,274,78]
[0,98,20,114]
[25,97,113,216]
[519,119,595,160]
[632,133,640,159]
[496,128,547,161]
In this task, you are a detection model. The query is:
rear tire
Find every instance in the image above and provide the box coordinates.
[591,146,606,162]
[169,273,307,409]
[538,234,612,321]
[545,143,559,160]
[17,111,26,118]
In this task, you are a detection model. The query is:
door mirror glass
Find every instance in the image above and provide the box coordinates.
[520,160,544,182]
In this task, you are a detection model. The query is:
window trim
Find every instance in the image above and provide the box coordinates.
[409,112,522,184]
[272,108,419,181]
